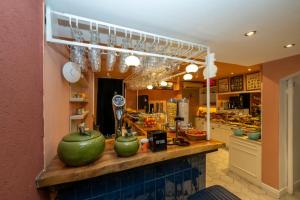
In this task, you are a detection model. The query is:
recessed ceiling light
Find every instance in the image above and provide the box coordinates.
[231,72,234,75]
[244,30,257,37]
[248,68,252,72]
[284,44,295,48]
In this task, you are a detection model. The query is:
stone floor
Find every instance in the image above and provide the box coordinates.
[206,148,300,200]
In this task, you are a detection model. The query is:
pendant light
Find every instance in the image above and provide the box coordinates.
[147,85,153,90]
[125,54,140,67]
[183,73,193,80]
[160,81,168,87]
[185,63,198,73]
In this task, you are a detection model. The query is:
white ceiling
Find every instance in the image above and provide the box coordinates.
[46,0,300,66]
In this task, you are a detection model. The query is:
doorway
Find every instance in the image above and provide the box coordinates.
[96,78,123,137]
[280,73,300,196]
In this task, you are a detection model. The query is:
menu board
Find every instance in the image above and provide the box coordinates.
[246,72,261,91]
[230,75,244,91]
[218,78,229,93]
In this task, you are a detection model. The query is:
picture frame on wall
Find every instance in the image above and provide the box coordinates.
[218,78,229,93]
[230,75,244,91]
[246,72,261,91]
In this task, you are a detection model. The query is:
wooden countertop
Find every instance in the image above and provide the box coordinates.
[36,137,224,189]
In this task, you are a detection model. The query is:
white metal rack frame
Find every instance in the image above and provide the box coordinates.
[46,6,209,65]
[45,6,213,140]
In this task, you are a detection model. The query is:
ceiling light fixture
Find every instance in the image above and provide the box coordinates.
[244,30,257,37]
[185,64,199,73]
[125,54,140,67]
[160,81,168,87]
[284,44,295,48]
[183,73,193,80]
[231,72,234,75]
[147,85,153,90]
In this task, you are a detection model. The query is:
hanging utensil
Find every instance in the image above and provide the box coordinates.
[88,25,101,72]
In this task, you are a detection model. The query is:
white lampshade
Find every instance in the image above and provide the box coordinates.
[160,81,168,87]
[203,64,217,79]
[183,73,193,80]
[185,64,199,73]
[147,85,153,90]
[125,55,140,67]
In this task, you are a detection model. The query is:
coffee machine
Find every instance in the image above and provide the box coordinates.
[112,95,126,139]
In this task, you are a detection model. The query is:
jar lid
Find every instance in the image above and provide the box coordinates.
[140,138,149,143]
[116,135,137,142]
[62,130,101,142]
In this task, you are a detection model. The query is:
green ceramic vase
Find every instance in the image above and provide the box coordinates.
[114,135,139,157]
[57,130,105,167]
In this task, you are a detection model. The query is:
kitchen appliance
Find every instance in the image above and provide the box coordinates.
[138,95,149,111]
[112,95,126,139]
[178,98,189,127]
[239,93,250,109]
[57,129,105,166]
[166,98,177,129]
[147,130,167,152]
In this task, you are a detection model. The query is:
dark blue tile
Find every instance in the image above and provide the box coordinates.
[174,172,183,199]
[134,184,144,199]
[89,194,105,200]
[104,191,121,200]
[155,178,165,200]
[144,165,156,181]
[57,187,76,200]
[183,170,192,197]
[121,185,135,200]
[76,181,91,199]
[191,168,199,192]
[91,177,106,196]
[144,180,155,200]
[121,170,135,188]
[134,167,145,183]
[106,174,121,192]
[165,175,175,199]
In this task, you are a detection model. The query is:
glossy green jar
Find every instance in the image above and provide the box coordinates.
[114,135,139,157]
[57,130,105,167]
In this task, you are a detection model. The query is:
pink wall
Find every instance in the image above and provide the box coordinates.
[0,0,46,199]
[43,43,70,166]
[262,54,300,189]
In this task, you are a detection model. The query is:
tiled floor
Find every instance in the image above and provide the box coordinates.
[206,148,300,200]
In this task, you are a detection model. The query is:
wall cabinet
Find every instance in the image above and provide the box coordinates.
[229,135,261,186]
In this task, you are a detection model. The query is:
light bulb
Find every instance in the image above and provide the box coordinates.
[185,64,198,73]
[183,73,193,80]
[147,85,153,90]
[125,55,140,67]
[160,81,168,87]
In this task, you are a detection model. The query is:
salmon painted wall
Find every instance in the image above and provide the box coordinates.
[0,0,46,199]
[262,54,300,189]
[43,43,70,166]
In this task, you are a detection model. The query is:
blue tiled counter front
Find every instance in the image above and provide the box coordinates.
[56,153,206,200]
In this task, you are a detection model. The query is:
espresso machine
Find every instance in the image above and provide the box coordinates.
[112,95,126,139]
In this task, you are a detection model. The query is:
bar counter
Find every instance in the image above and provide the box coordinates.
[36,136,224,188]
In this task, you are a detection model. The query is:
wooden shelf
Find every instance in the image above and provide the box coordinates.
[70,111,89,120]
[70,98,88,103]
[217,90,261,95]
